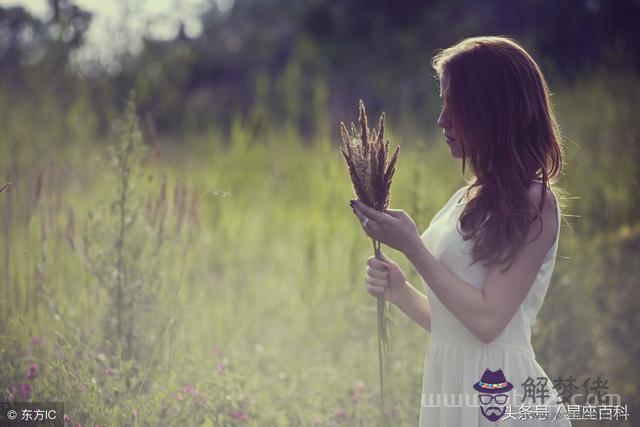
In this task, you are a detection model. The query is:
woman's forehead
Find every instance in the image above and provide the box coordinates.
[439,71,450,96]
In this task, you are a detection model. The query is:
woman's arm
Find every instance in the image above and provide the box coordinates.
[403,186,558,343]
[364,254,431,332]
[393,281,431,332]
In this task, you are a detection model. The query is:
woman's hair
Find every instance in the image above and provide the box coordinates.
[432,36,565,272]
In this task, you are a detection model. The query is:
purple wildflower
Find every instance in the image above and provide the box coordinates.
[229,410,247,421]
[26,363,38,381]
[17,383,32,399]
[180,385,196,395]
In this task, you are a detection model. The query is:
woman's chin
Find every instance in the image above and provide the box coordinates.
[447,146,464,158]
[445,140,463,158]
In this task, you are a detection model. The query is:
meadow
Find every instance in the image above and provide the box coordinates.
[1,70,638,426]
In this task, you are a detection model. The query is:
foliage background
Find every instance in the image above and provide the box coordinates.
[1,0,638,425]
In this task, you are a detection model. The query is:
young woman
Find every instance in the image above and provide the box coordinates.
[350,36,571,426]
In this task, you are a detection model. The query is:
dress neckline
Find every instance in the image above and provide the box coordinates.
[455,187,473,205]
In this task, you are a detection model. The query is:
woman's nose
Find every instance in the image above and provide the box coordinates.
[437,111,452,130]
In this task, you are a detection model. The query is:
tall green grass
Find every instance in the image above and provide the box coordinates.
[0,71,638,426]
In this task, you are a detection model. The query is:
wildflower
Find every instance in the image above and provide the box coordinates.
[105,367,114,376]
[64,414,71,423]
[180,385,196,395]
[229,410,247,421]
[17,383,32,399]
[335,409,348,423]
[176,392,184,401]
[355,380,366,392]
[30,336,43,346]
[217,362,226,373]
[26,363,38,381]
[350,393,360,404]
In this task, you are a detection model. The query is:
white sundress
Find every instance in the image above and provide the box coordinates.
[418,181,571,426]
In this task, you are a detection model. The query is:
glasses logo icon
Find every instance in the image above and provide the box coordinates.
[473,368,513,422]
[479,393,509,405]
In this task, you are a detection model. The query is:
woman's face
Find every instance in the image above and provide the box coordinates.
[437,72,464,158]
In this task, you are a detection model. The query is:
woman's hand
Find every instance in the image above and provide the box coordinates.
[350,199,423,256]
[364,251,409,305]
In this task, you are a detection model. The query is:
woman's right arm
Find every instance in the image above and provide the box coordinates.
[365,254,432,333]
[393,281,432,333]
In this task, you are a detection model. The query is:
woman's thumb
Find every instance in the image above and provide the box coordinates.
[377,250,391,266]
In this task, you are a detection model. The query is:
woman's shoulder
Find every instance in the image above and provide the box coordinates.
[450,184,471,204]
[526,181,560,245]
[527,180,558,213]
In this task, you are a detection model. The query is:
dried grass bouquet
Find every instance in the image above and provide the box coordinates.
[339,99,400,425]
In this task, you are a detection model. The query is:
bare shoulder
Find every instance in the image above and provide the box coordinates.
[525,182,558,247]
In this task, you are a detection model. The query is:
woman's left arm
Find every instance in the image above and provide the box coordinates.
[409,187,557,343]
[351,186,558,344]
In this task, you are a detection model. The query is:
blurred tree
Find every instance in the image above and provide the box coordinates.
[0,0,91,86]
[1,0,640,136]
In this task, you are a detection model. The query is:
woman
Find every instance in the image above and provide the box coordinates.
[350,36,571,426]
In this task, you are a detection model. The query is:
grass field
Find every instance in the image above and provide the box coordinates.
[1,72,638,426]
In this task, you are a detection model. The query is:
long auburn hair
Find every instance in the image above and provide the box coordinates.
[432,36,565,272]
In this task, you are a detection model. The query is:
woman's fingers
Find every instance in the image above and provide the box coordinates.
[365,271,387,287]
[366,265,388,279]
[364,255,394,299]
[366,283,386,296]
[367,256,390,271]
[352,205,368,223]
[351,200,390,224]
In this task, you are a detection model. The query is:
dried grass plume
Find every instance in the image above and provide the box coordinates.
[340,100,400,211]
